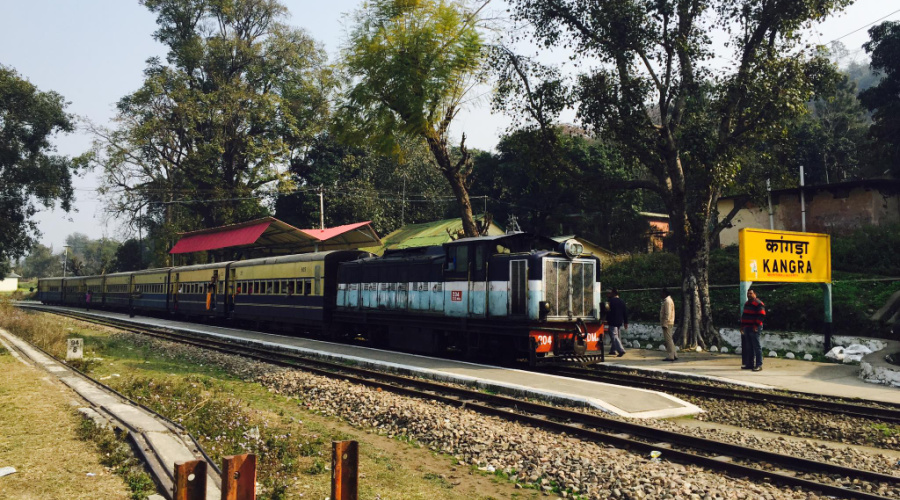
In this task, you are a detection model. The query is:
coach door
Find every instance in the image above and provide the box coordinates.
[510,260,527,317]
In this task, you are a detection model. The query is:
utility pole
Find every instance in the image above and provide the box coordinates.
[766,179,774,230]
[319,186,325,230]
[800,166,806,232]
[400,176,406,227]
[63,245,70,278]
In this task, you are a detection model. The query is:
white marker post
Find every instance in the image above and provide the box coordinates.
[66,338,83,360]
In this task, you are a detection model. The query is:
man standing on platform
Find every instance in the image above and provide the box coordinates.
[741,289,766,371]
[606,288,628,357]
[660,288,676,361]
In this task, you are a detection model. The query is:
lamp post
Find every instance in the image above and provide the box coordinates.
[63,245,70,278]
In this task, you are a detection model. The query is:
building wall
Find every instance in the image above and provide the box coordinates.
[0,278,19,292]
[718,185,900,247]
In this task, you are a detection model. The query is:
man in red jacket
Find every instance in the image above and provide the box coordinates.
[740,289,766,371]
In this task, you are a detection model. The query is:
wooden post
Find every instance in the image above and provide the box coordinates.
[174,460,207,500]
[331,440,358,500]
[221,454,256,500]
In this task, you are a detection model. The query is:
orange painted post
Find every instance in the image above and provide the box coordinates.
[331,440,359,500]
[221,454,257,500]
[174,460,207,500]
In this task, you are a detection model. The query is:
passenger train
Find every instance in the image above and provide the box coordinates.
[38,233,605,364]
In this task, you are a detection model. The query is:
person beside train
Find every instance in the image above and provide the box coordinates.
[740,288,766,371]
[606,288,628,357]
[660,288,677,361]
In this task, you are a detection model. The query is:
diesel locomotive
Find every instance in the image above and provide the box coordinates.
[38,233,605,364]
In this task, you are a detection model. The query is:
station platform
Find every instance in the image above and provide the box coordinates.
[20,305,701,419]
[601,343,900,405]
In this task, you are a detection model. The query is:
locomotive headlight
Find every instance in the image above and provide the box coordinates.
[561,239,583,259]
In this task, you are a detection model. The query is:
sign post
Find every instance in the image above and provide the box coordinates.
[738,228,833,350]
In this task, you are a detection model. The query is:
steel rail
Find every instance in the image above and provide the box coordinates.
[548,366,900,424]
[23,305,900,500]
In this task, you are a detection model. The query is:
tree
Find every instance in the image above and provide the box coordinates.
[859,21,900,179]
[112,239,146,272]
[20,244,60,279]
[472,127,653,251]
[0,65,87,277]
[511,0,849,348]
[791,73,871,184]
[338,0,489,237]
[62,233,120,275]
[94,0,333,257]
[275,135,452,235]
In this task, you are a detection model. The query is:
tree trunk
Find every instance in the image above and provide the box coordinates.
[424,135,478,238]
[442,169,478,237]
[673,201,722,350]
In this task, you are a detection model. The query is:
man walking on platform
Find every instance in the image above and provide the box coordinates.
[660,288,676,361]
[606,288,628,357]
[741,289,766,371]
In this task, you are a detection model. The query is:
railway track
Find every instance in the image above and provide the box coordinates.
[546,365,900,424]
[20,304,900,500]
[0,325,221,500]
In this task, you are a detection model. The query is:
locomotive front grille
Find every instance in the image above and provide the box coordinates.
[545,259,595,318]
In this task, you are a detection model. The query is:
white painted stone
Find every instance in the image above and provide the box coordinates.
[720,347,729,353]
[735,347,742,354]
[767,350,778,357]
[695,346,703,352]
[66,338,83,360]
[785,352,795,359]
[803,353,814,360]
[844,344,873,356]
[645,343,655,349]
[825,346,845,361]
[632,340,642,349]
[709,346,718,353]
[658,345,666,351]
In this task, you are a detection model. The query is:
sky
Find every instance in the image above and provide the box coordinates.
[0,0,897,253]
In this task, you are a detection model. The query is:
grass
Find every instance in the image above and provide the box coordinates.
[0,303,533,500]
[0,351,131,499]
[75,419,156,500]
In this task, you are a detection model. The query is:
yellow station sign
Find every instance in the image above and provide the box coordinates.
[739,228,831,283]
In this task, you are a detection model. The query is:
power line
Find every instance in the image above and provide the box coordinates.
[828,8,900,44]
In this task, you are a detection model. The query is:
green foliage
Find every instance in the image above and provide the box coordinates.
[338,0,489,236]
[64,233,120,276]
[472,126,657,251]
[76,418,157,500]
[607,226,900,335]
[831,223,900,276]
[113,375,321,499]
[860,21,900,179]
[94,0,332,249]
[509,0,852,346]
[0,65,87,277]
[787,73,873,184]
[20,243,59,279]
[275,134,452,235]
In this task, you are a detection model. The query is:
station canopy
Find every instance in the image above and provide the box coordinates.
[169,217,381,256]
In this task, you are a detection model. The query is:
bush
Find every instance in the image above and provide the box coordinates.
[831,223,900,276]
[605,238,900,337]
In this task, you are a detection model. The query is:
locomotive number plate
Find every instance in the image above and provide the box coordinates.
[450,290,462,301]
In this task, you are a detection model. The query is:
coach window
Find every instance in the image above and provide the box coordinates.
[304,279,312,296]
[475,244,485,272]
[266,281,274,294]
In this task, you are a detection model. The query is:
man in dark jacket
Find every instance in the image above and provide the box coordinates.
[740,289,766,371]
[606,288,628,357]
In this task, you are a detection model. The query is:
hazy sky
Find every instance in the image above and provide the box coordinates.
[0,0,896,252]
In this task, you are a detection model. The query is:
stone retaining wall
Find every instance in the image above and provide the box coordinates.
[620,322,899,387]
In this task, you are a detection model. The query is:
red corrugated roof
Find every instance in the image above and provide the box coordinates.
[300,221,373,241]
[169,221,271,254]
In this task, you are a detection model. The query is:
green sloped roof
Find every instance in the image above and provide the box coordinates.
[359,217,505,255]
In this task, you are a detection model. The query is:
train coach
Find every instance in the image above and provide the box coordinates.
[38,233,605,364]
